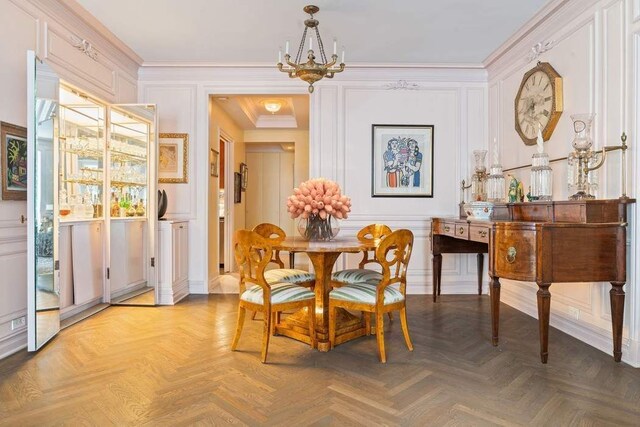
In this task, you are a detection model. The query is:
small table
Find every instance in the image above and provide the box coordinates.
[274,237,373,352]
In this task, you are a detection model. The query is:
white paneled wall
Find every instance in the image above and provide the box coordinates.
[139,67,488,297]
[487,0,640,366]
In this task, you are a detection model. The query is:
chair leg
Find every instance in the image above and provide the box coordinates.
[400,307,413,351]
[375,310,386,363]
[364,313,371,336]
[329,302,336,349]
[231,306,246,351]
[251,311,257,320]
[261,309,272,363]
[270,311,277,336]
[308,302,316,348]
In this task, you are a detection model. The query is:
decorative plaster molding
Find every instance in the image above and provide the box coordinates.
[384,80,420,90]
[70,34,98,61]
[527,40,555,62]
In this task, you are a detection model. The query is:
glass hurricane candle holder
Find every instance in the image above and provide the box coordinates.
[487,163,506,202]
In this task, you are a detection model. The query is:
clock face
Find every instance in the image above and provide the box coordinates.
[514,62,563,145]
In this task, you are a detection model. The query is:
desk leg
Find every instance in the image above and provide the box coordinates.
[536,282,551,364]
[432,254,442,302]
[477,253,484,295]
[610,282,625,362]
[489,277,500,346]
[289,252,296,269]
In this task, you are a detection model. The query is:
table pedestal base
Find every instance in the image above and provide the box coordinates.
[275,307,366,352]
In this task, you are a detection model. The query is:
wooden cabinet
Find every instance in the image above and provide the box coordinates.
[158,220,189,305]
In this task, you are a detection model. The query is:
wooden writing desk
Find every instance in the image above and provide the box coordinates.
[431,199,633,363]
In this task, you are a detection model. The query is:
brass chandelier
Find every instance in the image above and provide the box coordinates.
[277,5,345,93]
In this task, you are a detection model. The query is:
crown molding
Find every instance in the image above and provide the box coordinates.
[17,0,143,70]
[141,60,485,69]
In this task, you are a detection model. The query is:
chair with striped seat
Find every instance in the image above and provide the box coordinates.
[253,223,315,287]
[231,230,316,363]
[331,224,393,329]
[331,224,392,286]
[329,229,414,363]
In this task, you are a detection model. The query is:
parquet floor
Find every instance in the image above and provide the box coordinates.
[1,294,640,426]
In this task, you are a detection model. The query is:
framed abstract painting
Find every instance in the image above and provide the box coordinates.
[1,121,28,200]
[371,124,434,198]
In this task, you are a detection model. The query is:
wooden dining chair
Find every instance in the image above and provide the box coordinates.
[231,230,316,363]
[331,224,394,329]
[328,229,414,363]
[253,223,315,287]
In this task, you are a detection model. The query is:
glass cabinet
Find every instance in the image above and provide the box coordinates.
[28,51,158,351]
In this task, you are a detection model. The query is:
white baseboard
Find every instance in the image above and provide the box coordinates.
[0,329,26,360]
[188,280,207,294]
[500,286,640,367]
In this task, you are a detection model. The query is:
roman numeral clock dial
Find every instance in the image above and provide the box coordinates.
[514,62,563,146]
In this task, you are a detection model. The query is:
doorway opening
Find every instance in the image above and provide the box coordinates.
[208,94,309,292]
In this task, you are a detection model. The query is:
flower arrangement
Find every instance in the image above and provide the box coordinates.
[287,178,351,240]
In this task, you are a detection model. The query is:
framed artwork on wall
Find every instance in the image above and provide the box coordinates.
[158,133,188,183]
[1,121,28,200]
[371,124,434,198]
[210,148,219,177]
[240,162,248,191]
[234,172,242,203]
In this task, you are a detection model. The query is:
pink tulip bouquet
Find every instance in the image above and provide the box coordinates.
[287,178,351,240]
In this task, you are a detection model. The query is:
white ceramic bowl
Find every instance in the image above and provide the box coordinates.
[463,201,494,220]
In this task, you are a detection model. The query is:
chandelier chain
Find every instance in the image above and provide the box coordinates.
[315,27,328,64]
[295,27,308,65]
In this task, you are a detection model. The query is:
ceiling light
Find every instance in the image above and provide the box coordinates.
[263,100,282,114]
[277,5,345,93]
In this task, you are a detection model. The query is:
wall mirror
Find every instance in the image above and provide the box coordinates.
[27,52,61,350]
[108,104,157,305]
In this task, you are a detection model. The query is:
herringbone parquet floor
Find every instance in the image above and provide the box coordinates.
[1,294,639,426]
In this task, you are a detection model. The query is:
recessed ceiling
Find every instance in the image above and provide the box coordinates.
[212,95,309,130]
[75,0,548,64]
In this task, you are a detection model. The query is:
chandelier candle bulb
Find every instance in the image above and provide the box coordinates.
[341,48,345,63]
[309,36,313,51]
[285,40,289,54]
[333,39,337,55]
[278,50,282,63]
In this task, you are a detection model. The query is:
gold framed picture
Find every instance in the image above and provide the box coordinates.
[210,148,219,177]
[158,133,188,183]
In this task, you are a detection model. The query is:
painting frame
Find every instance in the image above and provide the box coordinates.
[371,124,434,198]
[240,162,248,191]
[158,132,188,183]
[210,148,219,177]
[234,172,242,203]
[1,121,28,200]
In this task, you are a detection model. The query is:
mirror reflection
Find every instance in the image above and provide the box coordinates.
[109,104,156,305]
[34,58,60,348]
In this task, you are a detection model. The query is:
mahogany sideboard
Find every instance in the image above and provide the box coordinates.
[430,199,634,363]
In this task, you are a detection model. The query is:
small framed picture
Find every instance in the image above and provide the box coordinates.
[234,172,242,203]
[371,124,434,198]
[240,162,248,191]
[210,148,219,177]
[158,133,188,183]
[1,121,28,200]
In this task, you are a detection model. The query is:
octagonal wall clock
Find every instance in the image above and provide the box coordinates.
[514,61,563,146]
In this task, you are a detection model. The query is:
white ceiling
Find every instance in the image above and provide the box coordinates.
[213,95,309,130]
[75,0,549,65]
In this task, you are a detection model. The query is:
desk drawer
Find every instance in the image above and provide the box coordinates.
[454,222,469,239]
[441,221,456,237]
[494,227,537,281]
[469,225,490,243]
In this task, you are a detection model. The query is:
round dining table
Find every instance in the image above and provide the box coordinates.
[273,236,376,352]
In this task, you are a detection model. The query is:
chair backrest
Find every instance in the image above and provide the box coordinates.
[375,229,414,294]
[234,229,272,294]
[357,224,393,269]
[253,223,286,268]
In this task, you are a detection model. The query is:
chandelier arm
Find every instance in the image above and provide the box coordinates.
[283,54,299,68]
[295,27,308,64]
[315,27,328,64]
[324,55,338,69]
